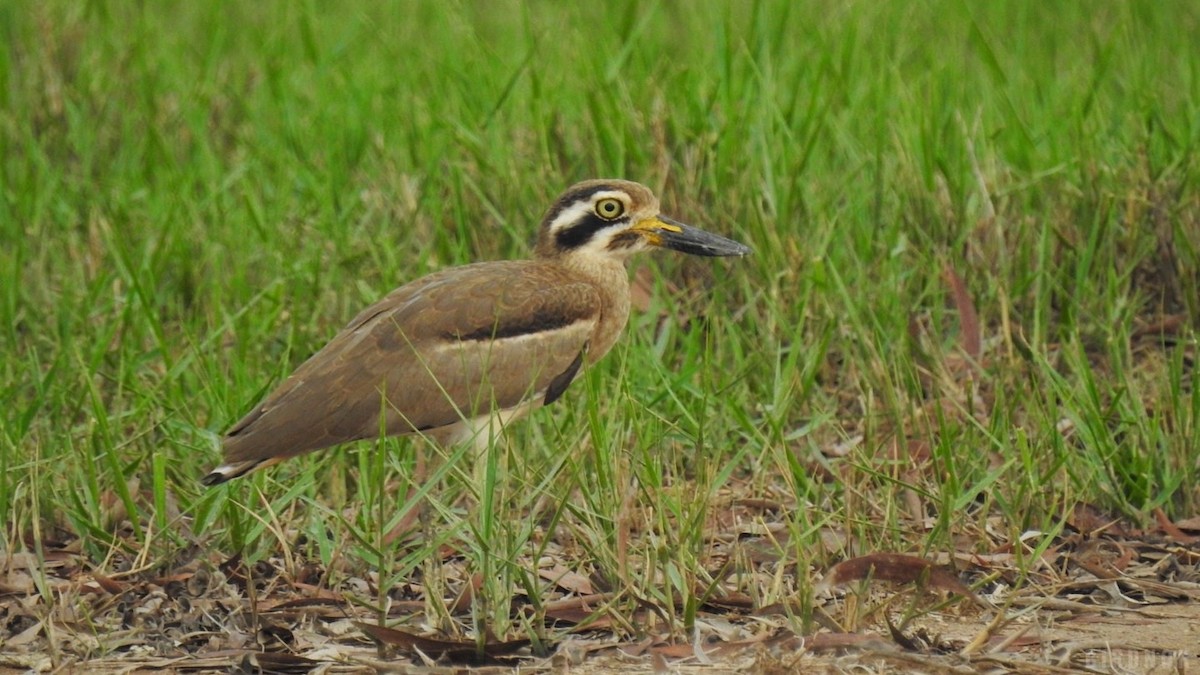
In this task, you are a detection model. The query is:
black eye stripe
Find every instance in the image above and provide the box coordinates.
[555,213,627,250]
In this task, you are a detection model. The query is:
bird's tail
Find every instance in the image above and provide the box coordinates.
[200,456,284,486]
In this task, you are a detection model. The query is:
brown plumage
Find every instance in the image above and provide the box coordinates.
[202,179,750,485]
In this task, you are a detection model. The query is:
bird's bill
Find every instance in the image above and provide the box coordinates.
[633,215,752,257]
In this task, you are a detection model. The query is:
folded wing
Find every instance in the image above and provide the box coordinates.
[219,261,600,465]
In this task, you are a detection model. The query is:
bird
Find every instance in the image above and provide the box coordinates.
[202,179,751,486]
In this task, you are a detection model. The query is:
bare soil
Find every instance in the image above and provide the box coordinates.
[3,510,1199,674]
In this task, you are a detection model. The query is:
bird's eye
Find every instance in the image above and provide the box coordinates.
[595,198,625,220]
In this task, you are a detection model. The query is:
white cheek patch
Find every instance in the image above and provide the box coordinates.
[545,201,596,234]
[575,229,627,257]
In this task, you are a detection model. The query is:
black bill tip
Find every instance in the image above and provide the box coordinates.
[652,216,752,257]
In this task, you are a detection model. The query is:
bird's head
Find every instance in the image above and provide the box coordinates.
[534,179,751,263]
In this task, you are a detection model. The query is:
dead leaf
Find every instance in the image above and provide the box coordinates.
[731,498,785,512]
[1071,540,1134,579]
[237,652,324,673]
[630,266,686,325]
[538,563,594,595]
[262,596,345,614]
[1154,508,1200,544]
[796,632,893,653]
[353,621,530,660]
[883,435,932,464]
[6,618,44,647]
[91,572,126,595]
[1068,503,1132,537]
[619,637,654,657]
[448,573,482,614]
[1131,314,1185,340]
[649,642,698,659]
[701,591,755,613]
[543,593,615,627]
[821,553,977,600]
[630,266,657,313]
[1174,515,1200,532]
[942,263,981,362]
[0,569,35,596]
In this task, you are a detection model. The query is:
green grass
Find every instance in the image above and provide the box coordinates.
[3,0,1199,656]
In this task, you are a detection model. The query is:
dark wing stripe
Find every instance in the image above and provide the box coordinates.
[544,348,585,405]
[450,310,584,341]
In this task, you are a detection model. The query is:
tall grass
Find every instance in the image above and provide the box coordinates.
[2,0,1197,642]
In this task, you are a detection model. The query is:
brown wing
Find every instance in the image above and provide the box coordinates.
[220,260,600,464]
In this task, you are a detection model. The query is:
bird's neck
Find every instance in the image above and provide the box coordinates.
[559,255,632,363]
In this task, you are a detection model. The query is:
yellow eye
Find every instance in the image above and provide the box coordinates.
[595,198,625,220]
